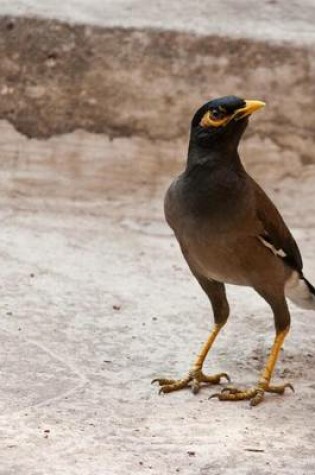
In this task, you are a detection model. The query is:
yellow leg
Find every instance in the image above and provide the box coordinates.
[193,324,222,369]
[152,324,230,394]
[211,328,294,406]
[258,328,289,387]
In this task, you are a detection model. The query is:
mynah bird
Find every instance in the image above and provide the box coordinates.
[152,95,315,406]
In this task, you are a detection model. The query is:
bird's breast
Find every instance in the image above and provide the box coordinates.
[179,221,255,285]
[164,171,261,285]
[165,169,253,231]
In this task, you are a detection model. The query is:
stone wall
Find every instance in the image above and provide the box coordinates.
[0,16,314,181]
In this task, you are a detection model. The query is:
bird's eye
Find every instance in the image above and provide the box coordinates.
[210,109,224,121]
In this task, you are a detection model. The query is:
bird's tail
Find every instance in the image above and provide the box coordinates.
[285,271,315,310]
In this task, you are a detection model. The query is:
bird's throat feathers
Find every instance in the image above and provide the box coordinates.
[186,138,243,175]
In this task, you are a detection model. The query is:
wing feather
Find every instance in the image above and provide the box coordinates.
[250,177,303,272]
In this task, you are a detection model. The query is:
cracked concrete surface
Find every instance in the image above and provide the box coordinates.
[0,2,314,474]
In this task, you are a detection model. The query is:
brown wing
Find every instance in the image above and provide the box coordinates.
[250,177,303,272]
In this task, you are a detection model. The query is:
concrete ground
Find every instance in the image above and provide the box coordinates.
[0,1,314,474]
[0,120,314,474]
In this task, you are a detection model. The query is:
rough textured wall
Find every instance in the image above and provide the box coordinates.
[0,16,314,181]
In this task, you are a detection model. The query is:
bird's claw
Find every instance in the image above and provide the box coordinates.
[152,370,230,395]
[267,382,295,394]
[209,381,294,406]
[221,385,241,394]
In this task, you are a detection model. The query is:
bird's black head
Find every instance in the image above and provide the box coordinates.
[190,95,265,153]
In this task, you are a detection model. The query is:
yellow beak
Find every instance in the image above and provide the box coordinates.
[234,100,266,120]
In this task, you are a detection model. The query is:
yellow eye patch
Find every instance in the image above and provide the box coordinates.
[200,110,230,128]
[199,100,266,128]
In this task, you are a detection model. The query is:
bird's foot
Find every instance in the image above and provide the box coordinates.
[152,368,230,395]
[210,381,294,406]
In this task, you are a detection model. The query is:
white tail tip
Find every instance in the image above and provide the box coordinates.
[285,272,315,310]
